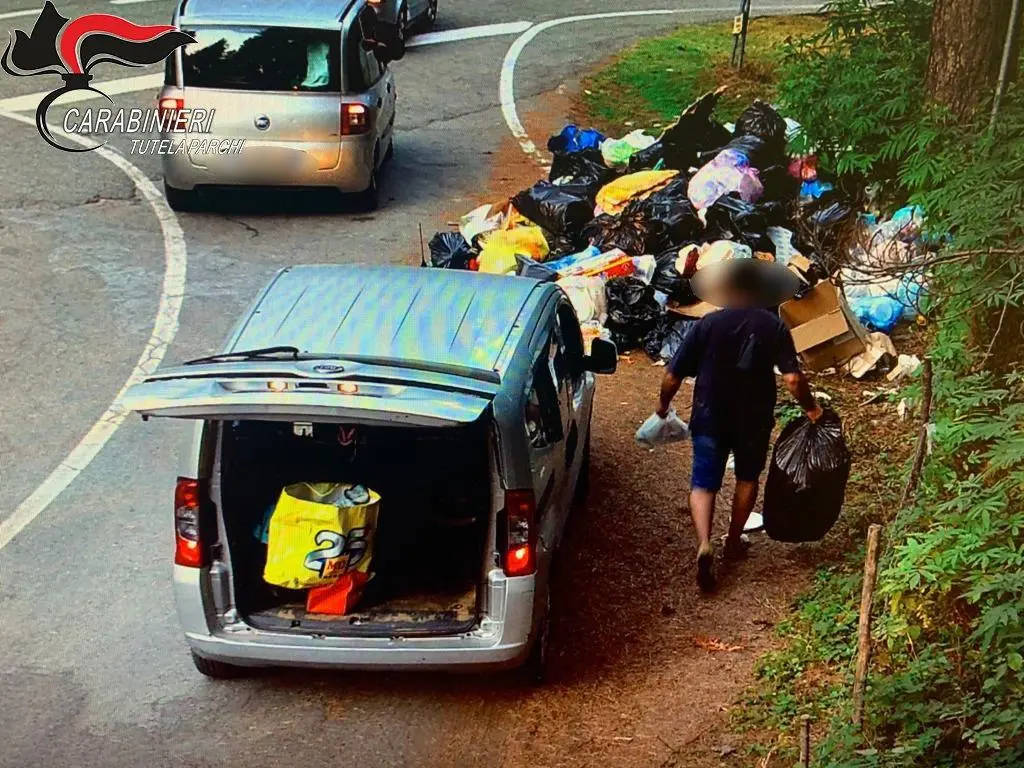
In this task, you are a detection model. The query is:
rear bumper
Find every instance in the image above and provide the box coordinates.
[162,134,375,193]
[174,566,537,671]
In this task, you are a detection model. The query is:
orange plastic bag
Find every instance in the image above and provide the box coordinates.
[306,571,370,615]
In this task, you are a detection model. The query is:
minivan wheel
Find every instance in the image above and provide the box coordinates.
[351,150,380,212]
[191,651,247,680]
[422,0,438,29]
[397,5,409,42]
[164,181,199,212]
[523,589,551,684]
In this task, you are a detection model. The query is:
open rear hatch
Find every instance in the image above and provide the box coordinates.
[123,358,499,637]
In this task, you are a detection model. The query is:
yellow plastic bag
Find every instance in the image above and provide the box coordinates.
[595,170,679,215]
[477,226,549,274]
[263,483,381,590]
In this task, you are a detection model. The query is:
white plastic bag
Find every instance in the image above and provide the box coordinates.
[635,409,690,449]
[558,275,608,324]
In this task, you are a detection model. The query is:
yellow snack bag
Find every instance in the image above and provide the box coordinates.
[263,483,380,590]
[477,226,549,274]
[595,170,679,215]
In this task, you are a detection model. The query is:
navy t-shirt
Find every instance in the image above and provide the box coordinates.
[669,308,801,437]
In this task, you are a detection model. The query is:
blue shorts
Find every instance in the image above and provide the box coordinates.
[691,431,772,492]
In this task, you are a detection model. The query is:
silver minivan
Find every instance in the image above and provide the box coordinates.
[123,265,618,680]
[160,0,401,211]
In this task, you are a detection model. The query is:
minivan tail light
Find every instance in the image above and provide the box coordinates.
[503,489,536,577]
[158,96,185,129]
[174,477,206,568]
[341,103,370,135]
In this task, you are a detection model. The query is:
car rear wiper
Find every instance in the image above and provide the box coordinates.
[183,345,301,366]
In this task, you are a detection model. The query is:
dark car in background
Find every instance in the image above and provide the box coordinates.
[368,0,437,42]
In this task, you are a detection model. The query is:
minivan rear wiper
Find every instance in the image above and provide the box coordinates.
[183,345,301,366]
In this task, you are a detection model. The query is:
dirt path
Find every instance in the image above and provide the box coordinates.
[445,86,816,768]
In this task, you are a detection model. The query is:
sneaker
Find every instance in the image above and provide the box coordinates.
[722,533,751,561]
[696,543,716,593]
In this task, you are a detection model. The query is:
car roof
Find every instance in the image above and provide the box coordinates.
[228,264,552,383]
[179,0,358,26]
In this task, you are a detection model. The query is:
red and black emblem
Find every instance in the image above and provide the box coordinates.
[1,1,193,151]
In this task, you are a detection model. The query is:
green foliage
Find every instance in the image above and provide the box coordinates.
[748,1,1024,765]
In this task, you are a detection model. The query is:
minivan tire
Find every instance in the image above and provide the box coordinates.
[522,589,550,684]
[351,148,380,212]
[191,651,247,679]
[421,0,438,30]
[164,182,199,212]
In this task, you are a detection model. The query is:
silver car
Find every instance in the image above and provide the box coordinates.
[159,0,401,211]
[123,265,618,680]
[366,0,437,43]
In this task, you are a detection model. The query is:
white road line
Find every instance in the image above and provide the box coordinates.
[0,7,39,18]
[0,72,163,112]
[407,20,532,48]
[500,5,824,164]
[110,0,162,5]
[0,108,187,552]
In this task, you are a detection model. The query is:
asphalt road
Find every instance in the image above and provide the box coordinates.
[0,1,809,765]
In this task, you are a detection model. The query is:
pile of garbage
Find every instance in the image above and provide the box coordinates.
[423,88,929,378]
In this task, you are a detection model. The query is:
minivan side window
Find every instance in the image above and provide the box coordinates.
[525,335,565,450]
[345,20,381,92]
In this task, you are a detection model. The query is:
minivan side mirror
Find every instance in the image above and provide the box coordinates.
[584,338,618,374]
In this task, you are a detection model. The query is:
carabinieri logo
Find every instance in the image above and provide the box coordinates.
[1,1,193,152]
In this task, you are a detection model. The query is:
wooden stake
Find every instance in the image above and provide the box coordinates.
[799,715,811,766]
[418,223,426,267]
[899,358,933,510]
[852,524,882,727]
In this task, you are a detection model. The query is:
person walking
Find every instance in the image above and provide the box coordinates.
[656,260,822,592]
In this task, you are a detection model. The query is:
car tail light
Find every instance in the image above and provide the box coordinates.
[341,103,370,135]
[503,489,536,577]
[158,96,185,130]
[174,477,206,568]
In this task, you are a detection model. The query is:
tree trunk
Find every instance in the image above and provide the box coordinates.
[925,0,1021,119]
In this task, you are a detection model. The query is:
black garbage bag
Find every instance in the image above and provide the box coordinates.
[704,194,775,254]
[795,191,859,270]
[631,180,704,250]
[642,314,698,361]
[758,164,801,204]
[735,100,788,153]
[652,247,698,303]
[581,212,648,256]
[626,140,666,172]
[763,409,852,543]
[427,231,474,269]
[549,147,617,195]
[515,254,558,282]
[660,89,733,171]
[605,276,662,350]
[511,181,594,245]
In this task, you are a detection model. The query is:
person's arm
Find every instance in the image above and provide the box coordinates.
[657,371,683,418]
[782,371,823,422]
[777,321,823,422]
[656,319,702,418]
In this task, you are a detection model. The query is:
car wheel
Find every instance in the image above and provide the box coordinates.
[422,0,437,30]
[352,148,380,212]
[397,4,409,42]
[384,135,395,163]
[522,588,550,684]
[191,651,247,679]
[164,181,199,212]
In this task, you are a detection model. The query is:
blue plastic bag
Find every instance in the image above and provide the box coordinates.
[851,296,904,333]
[549,125,605,154]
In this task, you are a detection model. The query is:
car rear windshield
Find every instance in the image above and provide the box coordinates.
[181,26,341,92]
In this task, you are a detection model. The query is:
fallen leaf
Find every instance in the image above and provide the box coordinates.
[694,634,744,652]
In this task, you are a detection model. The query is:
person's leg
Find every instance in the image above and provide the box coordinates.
[726,431,771,557]
[690,434,729,591]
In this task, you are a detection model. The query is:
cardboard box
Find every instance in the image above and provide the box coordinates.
[780,280,867,372]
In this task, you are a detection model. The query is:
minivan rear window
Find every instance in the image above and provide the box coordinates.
[181,26,341,92]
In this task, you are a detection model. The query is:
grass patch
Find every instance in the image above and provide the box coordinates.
[579,14,825,136]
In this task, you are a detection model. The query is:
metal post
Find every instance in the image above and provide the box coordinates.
[799,715,812,766]
[738,0,752,69]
